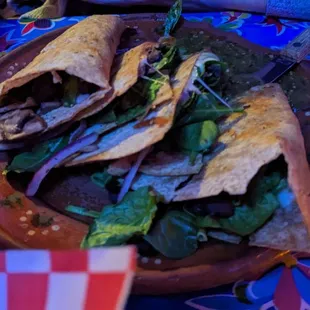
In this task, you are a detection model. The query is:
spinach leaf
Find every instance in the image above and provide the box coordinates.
[116,105,146,125]
[91,170,113,189]
[177,120,219,153]
[87,76,164,127]
[88,108,117,125]
[142,76,166,104]
[144,210,198,259]
[155,46,180,71]
[63,76,79,107]
[8,136,69,173]
[81,187,157,248]
[196,215,221,228]
[219,173,283,236]
[219,193,279,236]
[66,205,100,218]
[176,93,243,127]
[164,0,182,36]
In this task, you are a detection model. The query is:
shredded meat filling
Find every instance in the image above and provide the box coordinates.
[0,109,47,139]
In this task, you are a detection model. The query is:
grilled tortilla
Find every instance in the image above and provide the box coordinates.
[0,15,125,141]
[74,42,159,122]
[65,53,201,165]
[131,83,310,253]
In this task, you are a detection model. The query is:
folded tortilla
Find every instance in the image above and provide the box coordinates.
[0,15,125,141]
[131,83,310,252]
[74,42,159,121]
[65,53,202,165]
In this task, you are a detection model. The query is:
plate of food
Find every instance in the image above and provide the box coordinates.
[0,1,310,295]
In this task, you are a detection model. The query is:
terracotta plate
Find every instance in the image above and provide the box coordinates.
[0,14,310,295]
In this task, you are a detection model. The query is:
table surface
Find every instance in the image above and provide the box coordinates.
[1,12,310,310]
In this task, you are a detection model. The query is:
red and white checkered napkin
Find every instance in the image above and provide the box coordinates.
[0,246,136,310]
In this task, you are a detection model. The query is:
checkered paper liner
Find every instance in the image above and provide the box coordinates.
[0,247,136,310]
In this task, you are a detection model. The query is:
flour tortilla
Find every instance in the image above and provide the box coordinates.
[139,152,203,176]
[75,42,158,121]
[65,53,201,165]
[250,195,310,252]
[131,83,310,252]
[132,174,189,203]
[0,15,125,141]
[172,84,310,232]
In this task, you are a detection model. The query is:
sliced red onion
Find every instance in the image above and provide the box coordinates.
[117,146,152,203]
[26,133,98,197]
[0,141,25,150]
[68,120,87,144]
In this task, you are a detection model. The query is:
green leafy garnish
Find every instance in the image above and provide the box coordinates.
[116,105,147,125]
[196,174,287,237]
[218,194,279,236]
[196,215,221,228]
[177,120,219,162]
[219,173,283,236]
[155,46,180,71]
[7,136,69,173]
[63,76,79,107]
[89,109,117,125]
[91,170,113,189]
[176,93,243,127]
[88,76,165,128]
[82,187,157,248]
[163,0,182,36]
[66,205,100,218]
[178,120,219,152]
[144,210,198,259]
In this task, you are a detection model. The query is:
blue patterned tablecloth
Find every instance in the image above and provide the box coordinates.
[1,12,310,310]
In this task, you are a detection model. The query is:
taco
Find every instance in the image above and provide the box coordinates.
[0,15,125,142]
[6,40,181,194]
[73,83,310,268]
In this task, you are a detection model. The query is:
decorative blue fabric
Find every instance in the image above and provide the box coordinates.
[1,13,310,58]
[0,12,310,310]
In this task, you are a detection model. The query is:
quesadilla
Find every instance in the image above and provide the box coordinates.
[0,15,125,142]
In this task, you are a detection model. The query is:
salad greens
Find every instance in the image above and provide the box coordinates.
[64,170,290,259]
[144,210,199,259]
[82,187,157,248]
[91,169,113,189]
[66,205,100,218]
[7,136,69,173]
[155,46,180,71]
[176,120,219,163]
[175,93,243,127]
[163,0,182,37]
[88,75,166,127]
[197,173,286,236]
